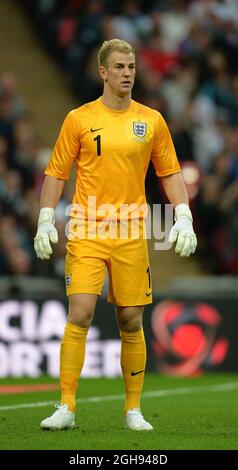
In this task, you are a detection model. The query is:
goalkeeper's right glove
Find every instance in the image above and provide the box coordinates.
[34,208,58,260]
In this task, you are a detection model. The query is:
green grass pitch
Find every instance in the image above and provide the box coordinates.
[0,373,238,450]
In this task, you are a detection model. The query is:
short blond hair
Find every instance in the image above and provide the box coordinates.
[98,39,135,68]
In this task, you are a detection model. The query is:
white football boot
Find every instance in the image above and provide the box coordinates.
[40,404,75,430]
[125,408,153,431]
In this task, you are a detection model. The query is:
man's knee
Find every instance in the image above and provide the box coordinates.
[68,293,97,328]
[116,306,144,332]
[120,318,142,332]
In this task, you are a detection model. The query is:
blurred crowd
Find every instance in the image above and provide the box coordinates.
[0,72,71,278]
[1,0,238,276]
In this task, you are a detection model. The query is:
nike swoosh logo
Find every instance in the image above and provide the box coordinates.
[131,370,144,376]
[146,291,152,297]
[90,127,104,132]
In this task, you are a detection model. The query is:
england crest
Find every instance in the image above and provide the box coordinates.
[65,274,72,287]
[133,122,147,138]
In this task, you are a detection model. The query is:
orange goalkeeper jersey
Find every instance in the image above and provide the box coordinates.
[45,98,181,220]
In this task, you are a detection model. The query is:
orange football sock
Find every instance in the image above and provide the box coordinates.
[120,329,146,413]
[60,322,88,412]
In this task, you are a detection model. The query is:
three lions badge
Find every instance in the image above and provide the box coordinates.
[133,122,147,138]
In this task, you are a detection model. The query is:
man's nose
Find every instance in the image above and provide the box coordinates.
[123,67,131,76]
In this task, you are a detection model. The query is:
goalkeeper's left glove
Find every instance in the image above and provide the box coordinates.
[168,203,197,257]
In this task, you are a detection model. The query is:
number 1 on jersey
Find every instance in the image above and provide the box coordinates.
[94,134,101,156]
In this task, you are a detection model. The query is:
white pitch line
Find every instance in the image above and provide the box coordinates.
[0,381,238,412]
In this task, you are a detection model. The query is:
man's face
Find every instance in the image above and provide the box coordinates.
[100,51,136,96]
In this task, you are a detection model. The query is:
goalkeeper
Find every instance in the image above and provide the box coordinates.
[34,39,197,432]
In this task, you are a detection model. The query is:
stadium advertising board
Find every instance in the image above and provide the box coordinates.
[0,297,237,377]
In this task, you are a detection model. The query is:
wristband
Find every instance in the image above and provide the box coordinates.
[174,203,193,222]
[38,207,55,226]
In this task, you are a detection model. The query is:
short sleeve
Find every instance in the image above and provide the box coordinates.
[151,112,181,177]
[44,110,81,180]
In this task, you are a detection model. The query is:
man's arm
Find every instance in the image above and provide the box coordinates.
[160,172,197,257]
[40,175,65,208]
[34,110,80,261]
[160,172,188,207]
[34,175,65,260]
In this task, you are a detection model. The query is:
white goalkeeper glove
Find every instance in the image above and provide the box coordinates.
[34,208,58,260]
[168,203,197,257]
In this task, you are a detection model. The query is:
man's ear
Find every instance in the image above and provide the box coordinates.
[99,65,108,81]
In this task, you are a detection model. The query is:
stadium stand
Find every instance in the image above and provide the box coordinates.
[1,0,238,286]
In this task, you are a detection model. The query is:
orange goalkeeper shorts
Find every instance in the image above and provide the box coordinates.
[65,219,152,306]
